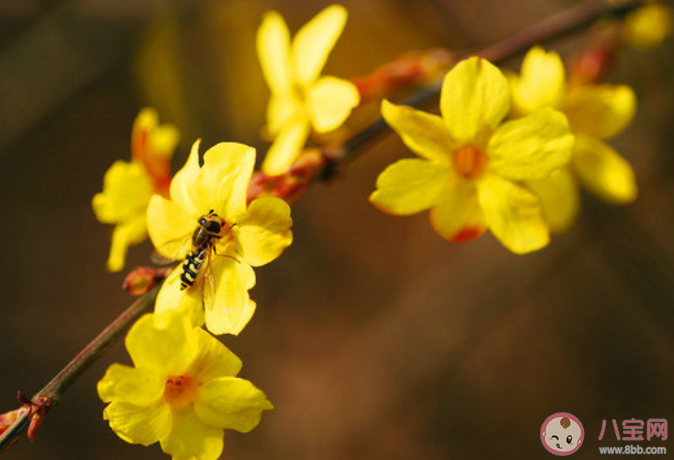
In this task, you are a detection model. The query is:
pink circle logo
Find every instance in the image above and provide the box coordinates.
[541,413,584,455]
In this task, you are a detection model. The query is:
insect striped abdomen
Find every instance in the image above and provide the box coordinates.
[180,249,207,290]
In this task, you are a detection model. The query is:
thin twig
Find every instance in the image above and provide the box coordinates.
[329,0,648,174]
[0,283,162,453]
[0,0,659,452]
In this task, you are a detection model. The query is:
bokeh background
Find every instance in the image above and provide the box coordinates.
[0,0,673,459]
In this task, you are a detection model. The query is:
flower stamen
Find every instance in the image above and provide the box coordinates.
[453,145,488,180]
[163,376,197,407]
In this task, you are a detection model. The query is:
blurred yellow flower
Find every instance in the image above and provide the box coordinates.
[147,140,292,335]
[509,46,637,232]
[93,108,179,272]
[371,57,574,254]
[623,2,672,49]
[257,4,360,175]
[98,312,273,460]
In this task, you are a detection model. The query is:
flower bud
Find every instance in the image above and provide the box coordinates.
[122,267,170,296]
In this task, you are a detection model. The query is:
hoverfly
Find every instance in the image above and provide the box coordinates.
[153,210,238,297]
[180,210,228,290]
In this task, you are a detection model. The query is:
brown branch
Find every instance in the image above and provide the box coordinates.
[249,0,651,202]
[0,0,659,453]
[0,283,162,453]
[329,0,649,173]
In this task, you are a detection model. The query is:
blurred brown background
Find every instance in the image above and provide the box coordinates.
[0,0,673,459]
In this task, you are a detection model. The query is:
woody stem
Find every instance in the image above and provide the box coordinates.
[0,0,660,453]
[0,283,162,453]
[327,0,650,173]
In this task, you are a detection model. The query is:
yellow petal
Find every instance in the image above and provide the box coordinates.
[98,364,164,405]
[149,123,180,160]
[306,76,359,133]
[381,99,455,164]
[132,108,180,160]
[170,140,204,217]
[262,119,311,175]
[292,5,347,86]
[197,142,256,220]
[195,377,273,433]
[155,268,206,329]
[160,407,223,460]
[104,400,172,446]
[126,313,198,376]
[488,107,574,181]
[478,175,550,254]
[169,140,257,222]
[623,2,673,49]
[369,159,449,215]
[234,197,293,267]
[186,328,242,382]
[204,258,256,336]
[510,46,565,116]
[440,57,510,145]
[527,167,580,233]
[147,195,195,261]
[429,180,486,242]
[107,216,147,272]
[132,107,158,134]
[257,11,293,95]
[572,134,637,204]
[266,94,305,138]
[563,84,636,140]
[93,160,153,223]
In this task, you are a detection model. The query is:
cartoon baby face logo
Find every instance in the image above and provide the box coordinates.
[541,413,584,455]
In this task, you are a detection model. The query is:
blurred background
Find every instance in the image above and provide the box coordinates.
[0,0,673,459]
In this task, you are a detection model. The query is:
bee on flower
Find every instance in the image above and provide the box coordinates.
[370,56,574,254]
[257,4,360,175]
[508,46,637,232]
[93,108,179,272]
[147,140,292,335]
[98,312,272,460]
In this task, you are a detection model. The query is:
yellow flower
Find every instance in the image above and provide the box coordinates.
[509,46,637,232]
[257,4,360,175]
[370,57,574,254]
[98,313,273,460]
[147,140,292,335]
[623,2,672,49]
[93,108,179,271]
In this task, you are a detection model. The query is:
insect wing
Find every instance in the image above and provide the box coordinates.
[151,233,193,264]
[197,249,217,312]
[200,251,246,318]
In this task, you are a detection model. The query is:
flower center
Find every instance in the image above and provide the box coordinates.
[163,376,198,407]
[453,145,488,180]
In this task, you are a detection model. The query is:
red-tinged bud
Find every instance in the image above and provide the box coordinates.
[0,407,29,436]
[26,396,50,443]
[287,150,326,180]
[248,150,326,205]
[247,172,285,202]
[569,29,620,86]
[123,267,171,296]
[352,48,455,102]
[27,415,41,443]
[11,393,51,443]
[130,109,178,197]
